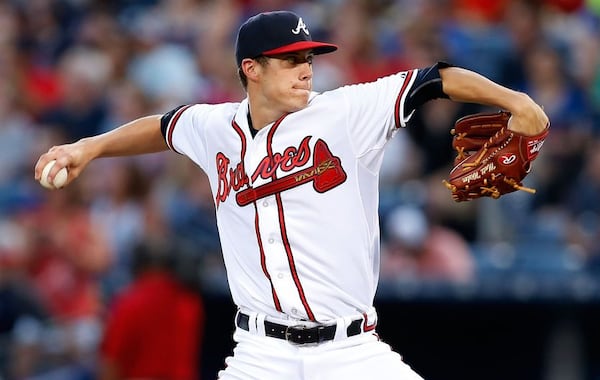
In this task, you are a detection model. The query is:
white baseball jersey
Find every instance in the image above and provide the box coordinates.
[162,69,418,323]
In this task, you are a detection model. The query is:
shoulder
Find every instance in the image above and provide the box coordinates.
[184,102,241,118]
[308,71,416,110]
[319,71,416,95]
[166,102,242,133]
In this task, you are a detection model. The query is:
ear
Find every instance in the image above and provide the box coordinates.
[241,58,261,82]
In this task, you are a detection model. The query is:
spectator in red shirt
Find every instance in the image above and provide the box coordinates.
[98,239,205,380]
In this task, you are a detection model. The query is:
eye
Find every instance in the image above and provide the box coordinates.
[284,55,314,65]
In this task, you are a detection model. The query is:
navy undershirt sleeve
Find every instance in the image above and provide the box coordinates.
[404,61,453,115]
[160,105,186,140]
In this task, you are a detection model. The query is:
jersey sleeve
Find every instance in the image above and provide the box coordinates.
[160,104,211,170]
[338,69,418,156]
[339,62,451,157]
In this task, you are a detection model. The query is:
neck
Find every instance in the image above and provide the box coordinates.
[248,107,279,131]
[247,92,285,131]
[248,111,271,131]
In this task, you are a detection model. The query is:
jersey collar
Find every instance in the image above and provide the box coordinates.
[232,98,251,135]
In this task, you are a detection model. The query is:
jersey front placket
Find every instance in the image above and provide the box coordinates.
[246,123,313,320]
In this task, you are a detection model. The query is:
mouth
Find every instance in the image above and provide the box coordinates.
[293,81,311,90]
[293,87,310,94]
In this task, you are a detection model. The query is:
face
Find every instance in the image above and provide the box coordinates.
[253,50,315,113]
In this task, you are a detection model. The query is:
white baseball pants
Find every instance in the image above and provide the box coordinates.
[217,328,425,380]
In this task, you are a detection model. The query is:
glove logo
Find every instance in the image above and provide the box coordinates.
[527,139,545,159]
[500,154,517,165]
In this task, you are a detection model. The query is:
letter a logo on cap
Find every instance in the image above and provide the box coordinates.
[292,17,310,35]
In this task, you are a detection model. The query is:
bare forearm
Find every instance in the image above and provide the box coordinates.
[35,115,168,187]
[440,67,526,110]
[81,115,167,160]
[440,67,549,135]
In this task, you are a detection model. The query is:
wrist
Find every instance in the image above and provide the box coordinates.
[77,136,102,162]
[506,97,549,136]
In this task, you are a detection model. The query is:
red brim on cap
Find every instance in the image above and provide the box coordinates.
[262,41,338,56]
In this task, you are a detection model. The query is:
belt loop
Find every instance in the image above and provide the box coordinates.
[255,313,266,336]
[244,311,254,334]
[236,310,249,331]
[334,317,352,341]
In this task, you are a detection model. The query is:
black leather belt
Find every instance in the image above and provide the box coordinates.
[236,312,363,345]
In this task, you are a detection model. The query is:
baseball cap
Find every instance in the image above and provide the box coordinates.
[235,11,338,66]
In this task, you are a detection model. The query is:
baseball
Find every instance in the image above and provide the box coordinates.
[40,160,68,189]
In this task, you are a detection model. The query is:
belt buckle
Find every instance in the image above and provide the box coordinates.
[284,324,309,345]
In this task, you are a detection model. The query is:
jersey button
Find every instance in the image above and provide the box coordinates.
[277,273,284,279]
[262,201,269,207]
[268,238,274,244]
[291,308,298,315]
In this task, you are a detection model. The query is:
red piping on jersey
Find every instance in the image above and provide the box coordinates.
[231,121,247,158]
[232,120,282,312]
[267,115,316,321]
[393,69,415,129]
[167,104,193,152]
[362,312,377,332]
[274,193,315,321]
[254,202,282,311]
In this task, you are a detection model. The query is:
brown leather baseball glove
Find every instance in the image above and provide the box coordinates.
[443,111,549,202]
[450,111,510,166]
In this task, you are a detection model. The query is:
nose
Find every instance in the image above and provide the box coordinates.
[299,62,312,81]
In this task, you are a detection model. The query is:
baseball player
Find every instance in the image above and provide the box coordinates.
[35,11,549,380]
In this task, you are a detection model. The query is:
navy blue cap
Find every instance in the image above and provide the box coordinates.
[235,11,338,67]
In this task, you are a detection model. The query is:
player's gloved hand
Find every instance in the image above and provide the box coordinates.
[443,110,550,202]
[449,110,509,166]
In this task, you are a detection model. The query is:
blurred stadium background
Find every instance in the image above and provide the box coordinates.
[1,0,600,379]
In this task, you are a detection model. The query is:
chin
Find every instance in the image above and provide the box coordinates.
[288,102,309,113]
[291,93,310,110]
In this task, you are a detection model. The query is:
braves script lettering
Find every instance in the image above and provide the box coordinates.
[215,136,313,207]
[215,153,248,207]
[251,136,311,182]
[235,139,347,206]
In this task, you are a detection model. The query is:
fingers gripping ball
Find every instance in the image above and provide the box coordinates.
[40,160,68,189]
[443,111,549,202]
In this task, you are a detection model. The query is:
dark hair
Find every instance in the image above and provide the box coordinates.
[237,56,269,90]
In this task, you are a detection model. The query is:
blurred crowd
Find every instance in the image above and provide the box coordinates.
[0,0,599,378]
